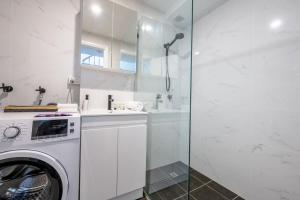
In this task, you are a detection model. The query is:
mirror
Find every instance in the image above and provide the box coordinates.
[112,4,138,73]
[81,0,138,73]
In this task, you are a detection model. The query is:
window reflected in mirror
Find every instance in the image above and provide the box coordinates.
[80,45,106,68]
[120,51,136,73]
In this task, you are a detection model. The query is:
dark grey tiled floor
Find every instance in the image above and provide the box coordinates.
[140,165,245,200]
[145,162,189,194]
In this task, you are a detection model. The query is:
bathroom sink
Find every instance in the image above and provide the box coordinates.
[81,109,147,117]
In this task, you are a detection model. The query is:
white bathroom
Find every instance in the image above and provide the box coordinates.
[0,0,300,200]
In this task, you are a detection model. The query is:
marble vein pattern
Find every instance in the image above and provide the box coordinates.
[0,0,80,107]
[191,0,300,200]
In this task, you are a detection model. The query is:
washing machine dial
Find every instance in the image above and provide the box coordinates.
[3,126,21,139]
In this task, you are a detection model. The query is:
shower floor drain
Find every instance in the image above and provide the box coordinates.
[169,172,179,178]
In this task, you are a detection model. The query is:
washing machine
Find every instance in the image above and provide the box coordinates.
[0,112,81,200]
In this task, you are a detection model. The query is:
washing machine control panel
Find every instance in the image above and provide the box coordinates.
[0,120,29,145]
[0,113,80,146]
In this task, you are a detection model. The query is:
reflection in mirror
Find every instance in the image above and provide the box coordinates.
[81,44,107,68]
[81,0,113,70]
[81,0,138,73]
[120,51,136,72]
[112,4,138,73]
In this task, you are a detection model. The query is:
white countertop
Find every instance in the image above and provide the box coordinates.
[0,111,81,120]
[147,109,189,114]
[0,109,147,119]
[80,109,148,117]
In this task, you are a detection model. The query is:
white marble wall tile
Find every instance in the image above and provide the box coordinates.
[80,88,134,110]
[0,0,12,108]
[0,0,80,107]
[80,68,135,91]
[191,0,300,199]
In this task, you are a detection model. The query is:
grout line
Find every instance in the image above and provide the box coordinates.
[154,185,170,200]
[145,164,240,200]
[189,168,212,183]
[143,195,150,200]
[172,180,213,200]
[188,180,213,193]
[175,171,211,193]
[173,193,187,200]
[176,181,188,192]
[190,173,211,185]
[190,168,239,200]
[190,193,198,200]
[206,184,237,200]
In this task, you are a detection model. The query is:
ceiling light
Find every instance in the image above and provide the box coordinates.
[194,51,200,56]
[91,4,102,16]
[270,19,283,30]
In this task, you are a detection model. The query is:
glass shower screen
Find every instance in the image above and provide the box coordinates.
[134,0,193,199]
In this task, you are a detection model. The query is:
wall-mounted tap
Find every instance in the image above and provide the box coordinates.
[35,86,46,105]
[36,86,46,95]
[0,83,13,93]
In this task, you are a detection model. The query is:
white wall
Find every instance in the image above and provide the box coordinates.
[191,0,300,199]
[0,0,80,108]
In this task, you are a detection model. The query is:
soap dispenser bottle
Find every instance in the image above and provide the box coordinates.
[82,94,89,111]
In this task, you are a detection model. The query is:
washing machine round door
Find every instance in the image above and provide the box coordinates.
[0,150,68,200]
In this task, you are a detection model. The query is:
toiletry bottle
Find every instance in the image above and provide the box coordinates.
[82,94,89,111]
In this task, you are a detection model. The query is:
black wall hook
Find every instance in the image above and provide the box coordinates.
[35,86,46,94]
[0,83,13,93]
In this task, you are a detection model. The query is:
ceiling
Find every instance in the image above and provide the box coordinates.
[140,0,183,14]
[140,0,228,25]
[193,0,228,21]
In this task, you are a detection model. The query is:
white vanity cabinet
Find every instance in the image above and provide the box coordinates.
[81,127,118,200]
[80,114,147,200]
